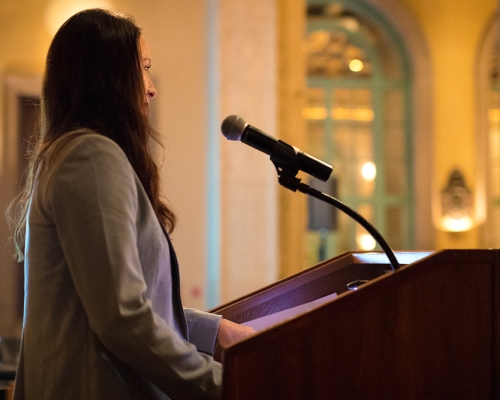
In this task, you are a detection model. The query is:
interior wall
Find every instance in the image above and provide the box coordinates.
[218,0,279,304]
[119,0,280,307]
[277,0,309,278]
[126,0,280,307]
[476,14,498,247]
[400,0,497,249]
[0,0,51,337]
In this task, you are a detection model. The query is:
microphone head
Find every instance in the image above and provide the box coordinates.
[221,115,247,141]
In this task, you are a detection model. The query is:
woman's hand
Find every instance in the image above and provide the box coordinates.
[216,318,256,349]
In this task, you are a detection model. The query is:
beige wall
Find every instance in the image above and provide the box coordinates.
[219,0,279,303]
[400,0,497,248]
[0,0,51,337]
[123,0,279,306]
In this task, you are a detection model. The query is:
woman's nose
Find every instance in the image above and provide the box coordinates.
[147,85,157,99]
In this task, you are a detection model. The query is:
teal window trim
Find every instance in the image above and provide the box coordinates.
[205,0,220,308]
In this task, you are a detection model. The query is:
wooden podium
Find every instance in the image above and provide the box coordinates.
[211,250,499,399]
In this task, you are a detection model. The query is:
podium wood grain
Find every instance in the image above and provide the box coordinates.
[211,250,499,400]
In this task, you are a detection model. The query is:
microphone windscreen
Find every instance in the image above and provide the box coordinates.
[221,115,247,141]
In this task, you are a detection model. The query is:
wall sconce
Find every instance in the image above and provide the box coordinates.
[439,169,473,232]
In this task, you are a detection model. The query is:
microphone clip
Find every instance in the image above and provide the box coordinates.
[269,141,302,192]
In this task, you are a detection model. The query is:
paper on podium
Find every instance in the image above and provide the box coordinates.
[245,292,337,332]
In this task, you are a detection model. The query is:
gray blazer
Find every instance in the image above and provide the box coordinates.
[14,132,222,399]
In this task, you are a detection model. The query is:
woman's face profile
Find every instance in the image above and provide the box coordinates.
[140,36,157,113]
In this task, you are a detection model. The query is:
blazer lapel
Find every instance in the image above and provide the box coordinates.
[164,231,188,339]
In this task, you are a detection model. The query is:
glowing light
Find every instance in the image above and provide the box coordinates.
[303,107,375,121]
[351,108,374,121]
[342,17,360,32]
[357,234,376,250]
[361,162,376,181]
[348,59,364,72]
[302,107,328,120]
[331,107,374,121]
[307,31,331,53]
[441,216,473,232]
[332,107,351,120]
[45,0,113,36]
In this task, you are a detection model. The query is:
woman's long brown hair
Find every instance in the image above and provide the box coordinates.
[8,9,176,261]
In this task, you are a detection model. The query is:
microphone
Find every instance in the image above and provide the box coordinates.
[220,115,399,270]
[221,115,333,182]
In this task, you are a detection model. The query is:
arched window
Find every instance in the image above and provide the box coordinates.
[304,1,414,263]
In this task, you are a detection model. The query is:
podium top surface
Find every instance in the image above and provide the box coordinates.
[351,250,434,265]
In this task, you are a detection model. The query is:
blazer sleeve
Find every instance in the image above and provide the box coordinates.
[184,308,221,355]
[43,134,222,399]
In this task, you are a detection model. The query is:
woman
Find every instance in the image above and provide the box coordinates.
[9,8,254,399]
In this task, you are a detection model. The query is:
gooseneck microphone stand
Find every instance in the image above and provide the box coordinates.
[269,141,401,271]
